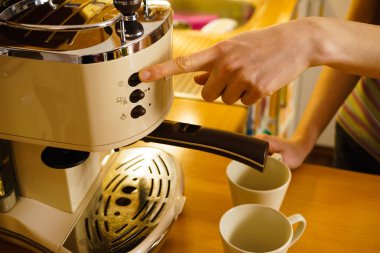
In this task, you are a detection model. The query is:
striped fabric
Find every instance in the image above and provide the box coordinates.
[336,77,380,162]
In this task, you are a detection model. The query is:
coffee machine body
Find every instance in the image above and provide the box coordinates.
[0,19,173,152]
[0,0,270,251]
[0,1,186,252]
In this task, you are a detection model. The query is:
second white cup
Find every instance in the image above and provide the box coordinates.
[219,204,306,253]
[226,155,291,210]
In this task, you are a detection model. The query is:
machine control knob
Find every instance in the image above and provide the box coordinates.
[113,0,141,17]
[131,105,146,118]
[128,72,142,87]
[129,89,145,103]
[114,0,144,41]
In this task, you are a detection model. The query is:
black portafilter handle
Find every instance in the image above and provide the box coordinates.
[142,120,269,172]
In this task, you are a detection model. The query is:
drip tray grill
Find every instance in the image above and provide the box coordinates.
[64,147,185,253]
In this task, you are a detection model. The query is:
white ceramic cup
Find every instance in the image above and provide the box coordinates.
[219,204,306,253]
[226,155,290,210]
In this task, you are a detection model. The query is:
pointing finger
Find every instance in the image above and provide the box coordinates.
[139,47,218,82]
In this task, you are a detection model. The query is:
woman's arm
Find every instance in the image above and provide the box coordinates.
[259,68,359,169]
[291,0,380,157]
[257,0,380,168]
[315,17,380,79]
[139,1,380,104]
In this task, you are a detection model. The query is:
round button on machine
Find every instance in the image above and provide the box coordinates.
[128,72,142,87]
[129,89,145,103]
[130,105,146,118]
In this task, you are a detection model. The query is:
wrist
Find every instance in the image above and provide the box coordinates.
[298,17,338,67]
[291,128,318,156]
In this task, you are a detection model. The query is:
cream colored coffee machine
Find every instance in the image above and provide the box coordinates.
[0,0,268,252]
[0,0,188,252]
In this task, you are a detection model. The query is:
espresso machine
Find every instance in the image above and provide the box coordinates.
[0,0,269,252]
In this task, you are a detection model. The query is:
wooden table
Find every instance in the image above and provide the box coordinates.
[160,99,380,253]
[2,99,380,253]
[156,146,380,253]
[161,99,380,253]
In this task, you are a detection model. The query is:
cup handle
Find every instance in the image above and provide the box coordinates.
[287,214,306,247]
[271,153,283,161]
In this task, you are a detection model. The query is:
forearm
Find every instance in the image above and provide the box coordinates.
[292,67,359,151]
[304,16,380,78]
[139,2,380,105]
[290,0,380,148]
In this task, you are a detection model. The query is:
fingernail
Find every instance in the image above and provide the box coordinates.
[139,70,151,81]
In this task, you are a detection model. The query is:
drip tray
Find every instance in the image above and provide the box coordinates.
[63,147,185,253]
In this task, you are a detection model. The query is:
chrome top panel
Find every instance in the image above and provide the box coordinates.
[0,0,172,64]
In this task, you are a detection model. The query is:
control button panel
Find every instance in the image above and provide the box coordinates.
[130,105,146,118]
[129,89,145,103]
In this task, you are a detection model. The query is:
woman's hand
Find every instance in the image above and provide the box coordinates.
[139,19,316,105]
[255,134,312,169]
[139,15,380,105]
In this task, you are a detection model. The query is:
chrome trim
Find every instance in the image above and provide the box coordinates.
[146,225,172,252]
[0,176,4,197]
[0,190,16,213]
[0,14,121,31]
[0,49,9,56]
[0,0,172,64]
[122,14,137,21]
[2,17,172,64]
[48,0,58,9]
[0,227,53,253]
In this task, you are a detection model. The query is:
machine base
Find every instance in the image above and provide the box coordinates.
[0,146,185,253]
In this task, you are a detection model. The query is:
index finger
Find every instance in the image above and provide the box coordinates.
[138,46,218,82]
